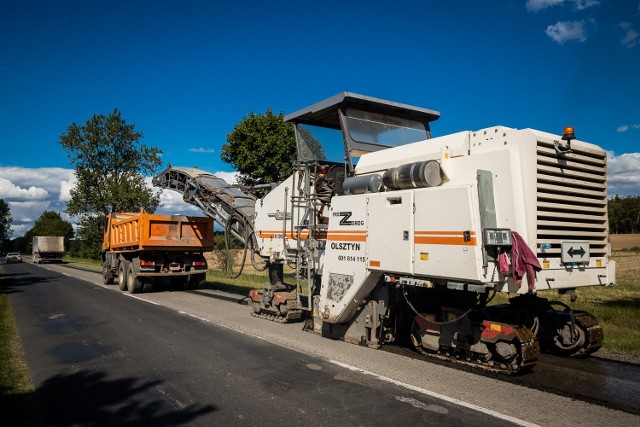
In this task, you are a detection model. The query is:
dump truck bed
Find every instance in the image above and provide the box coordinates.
[104,210,214,252]
[33,236,64,253]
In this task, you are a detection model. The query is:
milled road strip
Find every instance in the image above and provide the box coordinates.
[34,262,640,426]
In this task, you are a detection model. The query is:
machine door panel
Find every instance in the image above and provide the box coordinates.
[367,191,414,274]
[414,186,482,281]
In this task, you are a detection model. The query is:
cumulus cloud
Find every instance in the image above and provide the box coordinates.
[0,178,49,200]
[188,147,215,153]
[0,167,78,236]
[620,22,639,48]
[59,175,77,202]
[607,152,640,196]
[545,21,587,44]
[526,0,599,12]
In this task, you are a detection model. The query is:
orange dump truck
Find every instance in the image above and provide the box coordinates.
[101,209,214,293]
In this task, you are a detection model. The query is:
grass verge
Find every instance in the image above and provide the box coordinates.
[0,271,38,425]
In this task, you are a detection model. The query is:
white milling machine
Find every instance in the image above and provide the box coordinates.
[154,93,615,373]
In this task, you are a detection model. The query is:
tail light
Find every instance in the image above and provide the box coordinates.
[193,261,206,267]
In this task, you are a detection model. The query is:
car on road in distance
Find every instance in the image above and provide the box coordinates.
[6,252,22,263]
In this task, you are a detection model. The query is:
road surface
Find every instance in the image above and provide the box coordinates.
[3,260,639,426]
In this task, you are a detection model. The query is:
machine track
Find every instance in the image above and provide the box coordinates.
[250,307,304,323]
[570,311,603,356]
[413,325,539,375]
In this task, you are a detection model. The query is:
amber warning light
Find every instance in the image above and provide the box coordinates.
[562,126,576,141]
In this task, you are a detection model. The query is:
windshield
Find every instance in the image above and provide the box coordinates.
[296,124,344,163]
[344,108,427,148]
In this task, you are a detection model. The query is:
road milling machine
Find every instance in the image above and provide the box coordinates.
[153,92,615,373]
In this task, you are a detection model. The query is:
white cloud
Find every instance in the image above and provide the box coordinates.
[8,200,52,224]
[545,21,587,44]
[0,178,49,200]
[527,0,565,12]
[213,171,239,185]
[617,124,640,132]
[188,147,215,153]
[607,152,640,196]
[620,22,639,48]
[526,0,599,12]
[59,175,77,202]
[573,0,600,10]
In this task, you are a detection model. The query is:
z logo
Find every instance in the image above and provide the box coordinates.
[338,211,353,226]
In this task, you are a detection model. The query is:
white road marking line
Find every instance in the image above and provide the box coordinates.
[329,360,540,427]
[122,293,161,305]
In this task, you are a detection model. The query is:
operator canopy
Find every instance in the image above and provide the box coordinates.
[284,92,440,167]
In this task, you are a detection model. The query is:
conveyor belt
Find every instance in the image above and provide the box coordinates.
[152,165,257,244]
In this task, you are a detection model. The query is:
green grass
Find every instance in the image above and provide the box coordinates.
[0,270,38,424]
[62,256,101,270]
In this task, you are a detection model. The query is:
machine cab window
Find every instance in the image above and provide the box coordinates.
[285,92,440,172]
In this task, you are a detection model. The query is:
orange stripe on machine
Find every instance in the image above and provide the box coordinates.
[414,231,477,246]
[327,230,367,242]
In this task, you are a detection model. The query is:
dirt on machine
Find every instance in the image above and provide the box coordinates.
[153,92,615,374]
[101,209,214,293]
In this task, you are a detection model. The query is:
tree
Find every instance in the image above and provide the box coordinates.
[59,109,162,258]
[221,109,297,186]
[25,210,74,242]
[608,196,640,234]
[0,198,12,245]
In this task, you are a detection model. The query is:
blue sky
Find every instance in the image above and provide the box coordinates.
[1,0,639,236]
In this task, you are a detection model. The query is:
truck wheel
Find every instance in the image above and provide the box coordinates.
[127,263,143,294]
[194,273,206,288]
[102,263,114,285]
[118,260,130,291]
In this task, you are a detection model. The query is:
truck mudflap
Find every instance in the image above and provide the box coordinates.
[249,286,304,323]
[411,316,540,374]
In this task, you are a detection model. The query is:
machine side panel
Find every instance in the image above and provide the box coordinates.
[413,185,483,282]
[320,195,373,323]
[366,191,414,274]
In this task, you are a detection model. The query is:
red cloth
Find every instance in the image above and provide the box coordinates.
[498,231,541,291]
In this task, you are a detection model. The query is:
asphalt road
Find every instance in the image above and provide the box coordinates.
[4,261,640,426]
[4,261,514,426]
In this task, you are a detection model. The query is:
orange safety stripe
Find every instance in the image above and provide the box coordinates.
[327,230,367,242]
[415,231,477,246]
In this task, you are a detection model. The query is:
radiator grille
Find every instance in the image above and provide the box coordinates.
[536,141,608,259]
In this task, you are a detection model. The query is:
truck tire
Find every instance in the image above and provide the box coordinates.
[102,263,114,285]
[127,263,143,294]
[184,273,205,290]
[118,260,129,291]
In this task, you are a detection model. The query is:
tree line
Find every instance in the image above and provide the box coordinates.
[608,196,640,234]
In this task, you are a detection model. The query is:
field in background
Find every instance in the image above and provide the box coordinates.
[610,234,640,250]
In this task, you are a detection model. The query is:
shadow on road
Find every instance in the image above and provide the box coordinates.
[2,370,216,426]
[0,271,55,295]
